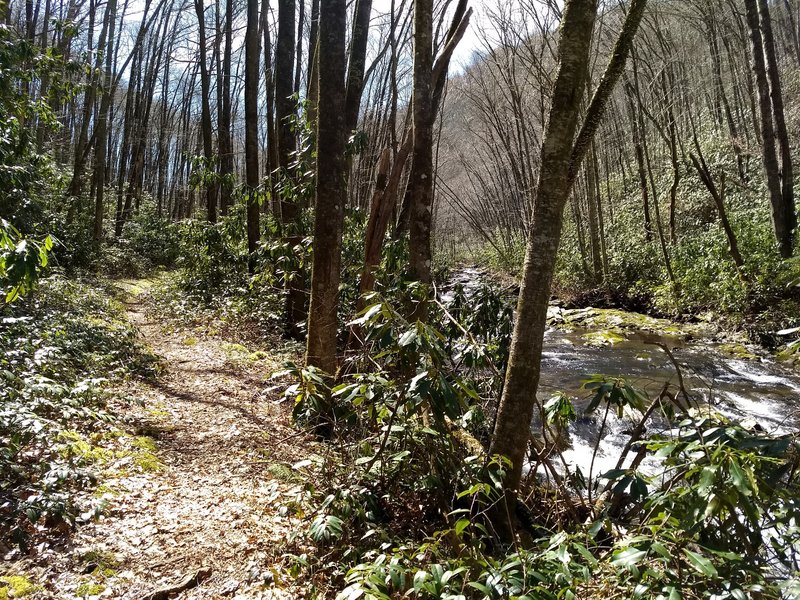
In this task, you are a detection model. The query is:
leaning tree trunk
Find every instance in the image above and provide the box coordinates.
[305,0,347,374]
[343,0,372,135]
[488,0,648,540]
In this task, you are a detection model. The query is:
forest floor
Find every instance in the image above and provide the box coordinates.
[12,280,319,599]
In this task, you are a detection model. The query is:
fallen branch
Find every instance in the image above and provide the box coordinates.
[142,567,212,600]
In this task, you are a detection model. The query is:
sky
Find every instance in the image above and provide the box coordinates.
[368,0,491,71]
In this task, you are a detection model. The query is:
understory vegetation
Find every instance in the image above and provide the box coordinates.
[0,276,159,551]
[121,216,800,599]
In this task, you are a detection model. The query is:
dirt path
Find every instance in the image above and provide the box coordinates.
[34,285,316,598]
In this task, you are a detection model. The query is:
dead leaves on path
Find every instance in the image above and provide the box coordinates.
[2,297,318,598]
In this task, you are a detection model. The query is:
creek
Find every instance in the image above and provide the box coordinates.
[444,267,800,479]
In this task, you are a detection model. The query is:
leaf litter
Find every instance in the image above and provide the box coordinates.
[2,285,317,598]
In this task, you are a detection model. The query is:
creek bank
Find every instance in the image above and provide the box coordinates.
[445,264,797,364]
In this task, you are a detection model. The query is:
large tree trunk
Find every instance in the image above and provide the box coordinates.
[275,0,296,177]
[305,0,347,374]
[261,0,279,215]
[343,0,372,135]
[488,0,647,539]
[407,0,434,319]
[218,0,234,215]
[245,0,260,267]
[92,0,117,251]
[758,0,795,254]
[305,0,320,136]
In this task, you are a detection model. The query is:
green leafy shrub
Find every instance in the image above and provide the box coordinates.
[175,211,250,302]
[0,276,157,549]
[0,219,53,302]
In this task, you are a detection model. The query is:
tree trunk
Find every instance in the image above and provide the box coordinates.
[758,0,795,254]
[343,0,372,135]
[690,150,747,278]
[218,0,234,215]
[744,0,792,258]
[624,80,652,242]
[261,0,279,216]
[245,0,261,267]
[92,0,117,251]
[488,0,647,540]
[407,0,434,319]
[305,0,347,374]
[195,0,218,223]
[356,4,470,311]
[275,0,296,176]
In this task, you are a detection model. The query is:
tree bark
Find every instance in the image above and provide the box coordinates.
[245,0,261,267]
[218,0,234,215]
[407,0,434,319]
[195,0,218,223]
[744,0,792,258]
[488,0,647,540]
[305,0,347,374]
[92,0,117,251]
[275,0,296,175]
[758,0,795,254]
[343,0,372,135]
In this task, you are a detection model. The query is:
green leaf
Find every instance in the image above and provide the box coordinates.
[728,459,751,496]
[398,329,417,347]
[683,549,718,577]
[611,547,647,568]
[454,518,470,535]
[467,582,492,595]
[413,570,429,592]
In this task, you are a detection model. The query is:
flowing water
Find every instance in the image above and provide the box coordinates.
[444,267,800,479]
[540,325,800,477]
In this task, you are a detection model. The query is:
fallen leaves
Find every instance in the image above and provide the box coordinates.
[3,292,312,598]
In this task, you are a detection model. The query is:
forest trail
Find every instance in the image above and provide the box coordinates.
[40,281,313,598]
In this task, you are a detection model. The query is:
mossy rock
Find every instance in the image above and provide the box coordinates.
[553,307,708,340]
[717,343,759,360]
[581,330,626,347]
[78,549,119,576]
[777,339,800,364]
